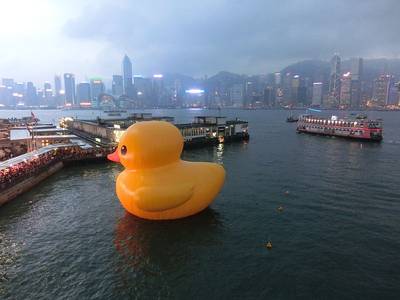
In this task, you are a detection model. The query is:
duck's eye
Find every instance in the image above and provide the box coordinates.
[121,145,127,155]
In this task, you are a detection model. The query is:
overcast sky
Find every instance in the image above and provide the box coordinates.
[0,0,399,84]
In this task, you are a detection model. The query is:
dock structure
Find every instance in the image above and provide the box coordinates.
[60,113,249,148]
[0,143,109,206]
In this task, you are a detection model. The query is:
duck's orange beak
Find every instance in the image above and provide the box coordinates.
[107,149,120,163]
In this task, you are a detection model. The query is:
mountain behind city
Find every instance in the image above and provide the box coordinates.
[1,56,400,110]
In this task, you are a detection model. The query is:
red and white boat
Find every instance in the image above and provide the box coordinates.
[297,114,383,142]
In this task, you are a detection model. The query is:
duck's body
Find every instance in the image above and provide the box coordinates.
[116,160,224,220]
[108,121,226,220]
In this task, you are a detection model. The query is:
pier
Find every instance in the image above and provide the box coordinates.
[61,114,249,148]
[0,143,109,206]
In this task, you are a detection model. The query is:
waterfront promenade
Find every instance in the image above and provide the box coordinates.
[0,144,110,205]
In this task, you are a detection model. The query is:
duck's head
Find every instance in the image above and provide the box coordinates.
[108,121,183,169]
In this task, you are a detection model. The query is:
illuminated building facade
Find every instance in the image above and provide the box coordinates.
[77,82,91,103]
[312,82,323,107]
[112,75,123,96]
[122,55,134,98]
[373,74,392,106]
[350,57,363,108]
[327,54,341,107]
[90,78,105,106]
[340,72,352,108]
[64,73,76,105]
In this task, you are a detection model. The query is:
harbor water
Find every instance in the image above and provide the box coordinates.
[1,109,400,299]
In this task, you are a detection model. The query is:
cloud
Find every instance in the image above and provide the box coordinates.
[2,0,400,83]
[62,0,400,77]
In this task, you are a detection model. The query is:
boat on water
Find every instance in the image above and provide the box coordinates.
[103,110,127,117]
[286,115,299,122]
[297,114,383,142]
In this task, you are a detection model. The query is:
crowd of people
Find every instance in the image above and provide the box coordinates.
[0,145,28,162]
[0,145,111,190]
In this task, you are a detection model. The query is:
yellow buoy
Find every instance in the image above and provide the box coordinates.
[266,241,272,249]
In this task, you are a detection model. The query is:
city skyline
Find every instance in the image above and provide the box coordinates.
[1,53,400,109]
[0,0,400,83]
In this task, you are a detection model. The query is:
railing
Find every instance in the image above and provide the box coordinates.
[0,144,111,191]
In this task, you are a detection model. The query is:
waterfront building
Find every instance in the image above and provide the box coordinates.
[327,54,341,107]
[44,81,51,92]
[311,82,323,107]
[122,55,134,98]
[112,75,123,96]
[396,82,400,106]
[172,79,184,108]
[184,89,205,107]
[387,83,398,105]
[2,78,14,89]
[151,74,164,107]
[25,82,37,106]
[274,72,282,87]
[230,83,244,107]
[14,82,25,95]
[54,75,62,105]
[43,82,53,105]
[340,72,352,108]
[64,73,76,105]
[372,74,392,106]
[282,73,292,106]
[133,76,151,107]
[350,57,363,108]
[244,79,258,107]
[291,75,300,106]
[263,86,275,107]
[77,82,91,103]
[90,78,105,106]
[1,80,13,106]
[13,82,25,106]
[54,75,62,95]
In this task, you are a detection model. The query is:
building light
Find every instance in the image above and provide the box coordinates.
[185,89,205,94]
[153,74,163,78]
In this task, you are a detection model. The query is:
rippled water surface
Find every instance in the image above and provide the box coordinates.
[1,109,400,299]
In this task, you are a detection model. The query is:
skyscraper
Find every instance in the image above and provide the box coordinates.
[230,83,244,107]
[54,75,62,95]
[90,78,105,106]
[2,78,14,89]
[122,55,134,97]
[373,75,392,106]
[64,73,76,105]
[327,54,341,107]
[26,82,38,106]
[340,72,352,108]
[350,57,363,108]
[43,82,53,104]
[396,82,400,106]
[77,82,91,103]
[112,75,123,96]
[151,74,164,107]
[311,82,323,107]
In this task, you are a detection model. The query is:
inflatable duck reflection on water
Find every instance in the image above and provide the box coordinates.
[108,121,225,220]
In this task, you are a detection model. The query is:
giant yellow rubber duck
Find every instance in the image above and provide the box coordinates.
[108,121,225,220]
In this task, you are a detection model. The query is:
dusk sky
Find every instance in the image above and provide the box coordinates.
[0,0,399,84]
